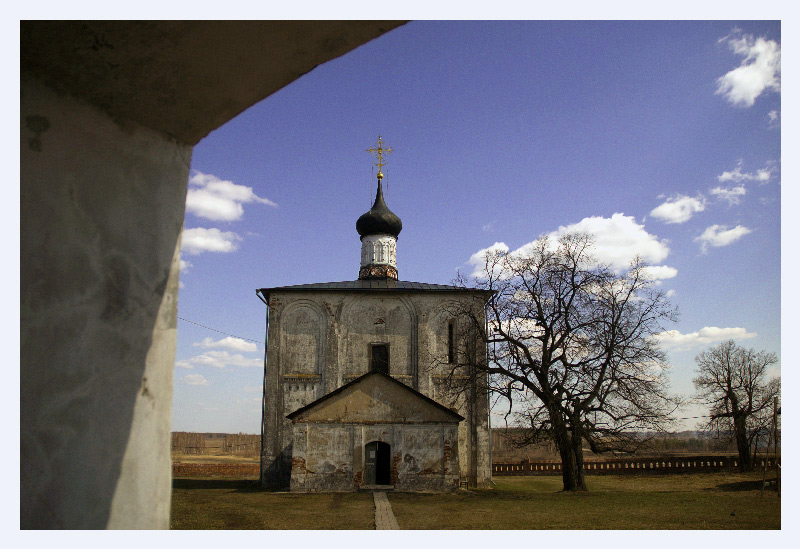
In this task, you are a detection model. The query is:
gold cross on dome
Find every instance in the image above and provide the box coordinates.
[366,135,393,177]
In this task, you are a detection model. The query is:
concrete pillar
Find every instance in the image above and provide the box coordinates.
[21,75,190,528]
[20,20,404,529]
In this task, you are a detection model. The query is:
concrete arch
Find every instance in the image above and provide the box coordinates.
[21,21,404,529]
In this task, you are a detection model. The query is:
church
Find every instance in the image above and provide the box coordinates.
[256,138,492,492]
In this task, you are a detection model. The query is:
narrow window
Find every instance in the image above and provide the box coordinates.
[370,344,389,374]
[447,321,455,363]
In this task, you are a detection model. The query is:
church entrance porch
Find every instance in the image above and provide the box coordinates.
[286,371,463,492]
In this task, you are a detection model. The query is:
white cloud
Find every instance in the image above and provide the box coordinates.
[717,161,773,184]
[768,110,780,128]
[182,374,209,386]
[548,214,670,270]
[469,214,672,279]
[180,350,262,369]
[194,336,259,353]
[639,265,678,281]
[469,242,510,278]
[710,184,746,206]
[186,171,277,222]
[665,289,676,298]
[695,224,751,253]
[654,327,757,351]
[179,259,193,272]
[243,386,261,393]
[716,33,780,107]
[175,360,193,369]
[181,227,242,255]
[650,195,706,224]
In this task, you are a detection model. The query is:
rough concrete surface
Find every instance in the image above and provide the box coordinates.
[21,75,188,528]
[21,20,402,529]
[21,21,406,145]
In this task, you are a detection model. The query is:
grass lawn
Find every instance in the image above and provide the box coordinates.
[170,478,375,529]
[389,473,780,529]
[170,472,780,530]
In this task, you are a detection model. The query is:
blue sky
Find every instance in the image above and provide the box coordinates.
[171,20,781,434]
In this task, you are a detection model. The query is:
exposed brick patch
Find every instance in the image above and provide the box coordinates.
[391,452,401,485]
[291,456,307,474]
[353,470,362,489]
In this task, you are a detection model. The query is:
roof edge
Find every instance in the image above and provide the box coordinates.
[286,370,464,422]
[256,280,495,298]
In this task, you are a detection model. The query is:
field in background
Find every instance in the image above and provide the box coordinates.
[172,432,259,465]
[171,430,750,466]
[170,473,779,530]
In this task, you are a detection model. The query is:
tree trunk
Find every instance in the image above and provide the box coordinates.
[570,429,587,491]
[552,418,587,491]
[734,415,753,472]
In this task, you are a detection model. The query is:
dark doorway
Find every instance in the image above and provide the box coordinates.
[364,441,391,485]
[370,344,389,374]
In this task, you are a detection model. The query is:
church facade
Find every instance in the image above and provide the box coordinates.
[256,138,492,491]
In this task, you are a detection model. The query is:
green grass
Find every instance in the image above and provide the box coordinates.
[170,478,375,529]
[170,473,780,530]
[388,473,780,529]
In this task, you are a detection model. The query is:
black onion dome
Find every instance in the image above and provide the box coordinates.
[356,180,402,238]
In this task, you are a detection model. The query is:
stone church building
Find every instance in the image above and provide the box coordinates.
[256,140,492,491]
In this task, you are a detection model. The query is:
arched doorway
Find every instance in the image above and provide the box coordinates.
[364,441,391,485]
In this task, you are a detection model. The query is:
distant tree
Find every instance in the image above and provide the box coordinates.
[443,232,679,491]
[693,340,780,471]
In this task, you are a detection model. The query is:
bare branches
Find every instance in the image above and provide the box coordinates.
[693,340,779,471]
[443,232,678,490]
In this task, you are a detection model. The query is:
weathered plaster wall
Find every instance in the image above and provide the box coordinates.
[340,295,415,382]
[262,290,491,489]
[20,75,190,528]
[290,424,355,492]
[290,423,459,492]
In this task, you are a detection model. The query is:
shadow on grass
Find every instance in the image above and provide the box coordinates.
[172,478,282,493]
[713,478,779,492]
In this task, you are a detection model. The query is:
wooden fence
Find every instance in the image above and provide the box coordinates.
[171,432,259,456]
[493,455,781,475]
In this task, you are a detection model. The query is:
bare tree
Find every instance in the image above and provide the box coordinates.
[444,232,679,491]
[693,340,779,472]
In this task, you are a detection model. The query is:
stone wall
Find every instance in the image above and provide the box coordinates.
[290,423,460,492]
[262,290,491,489]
